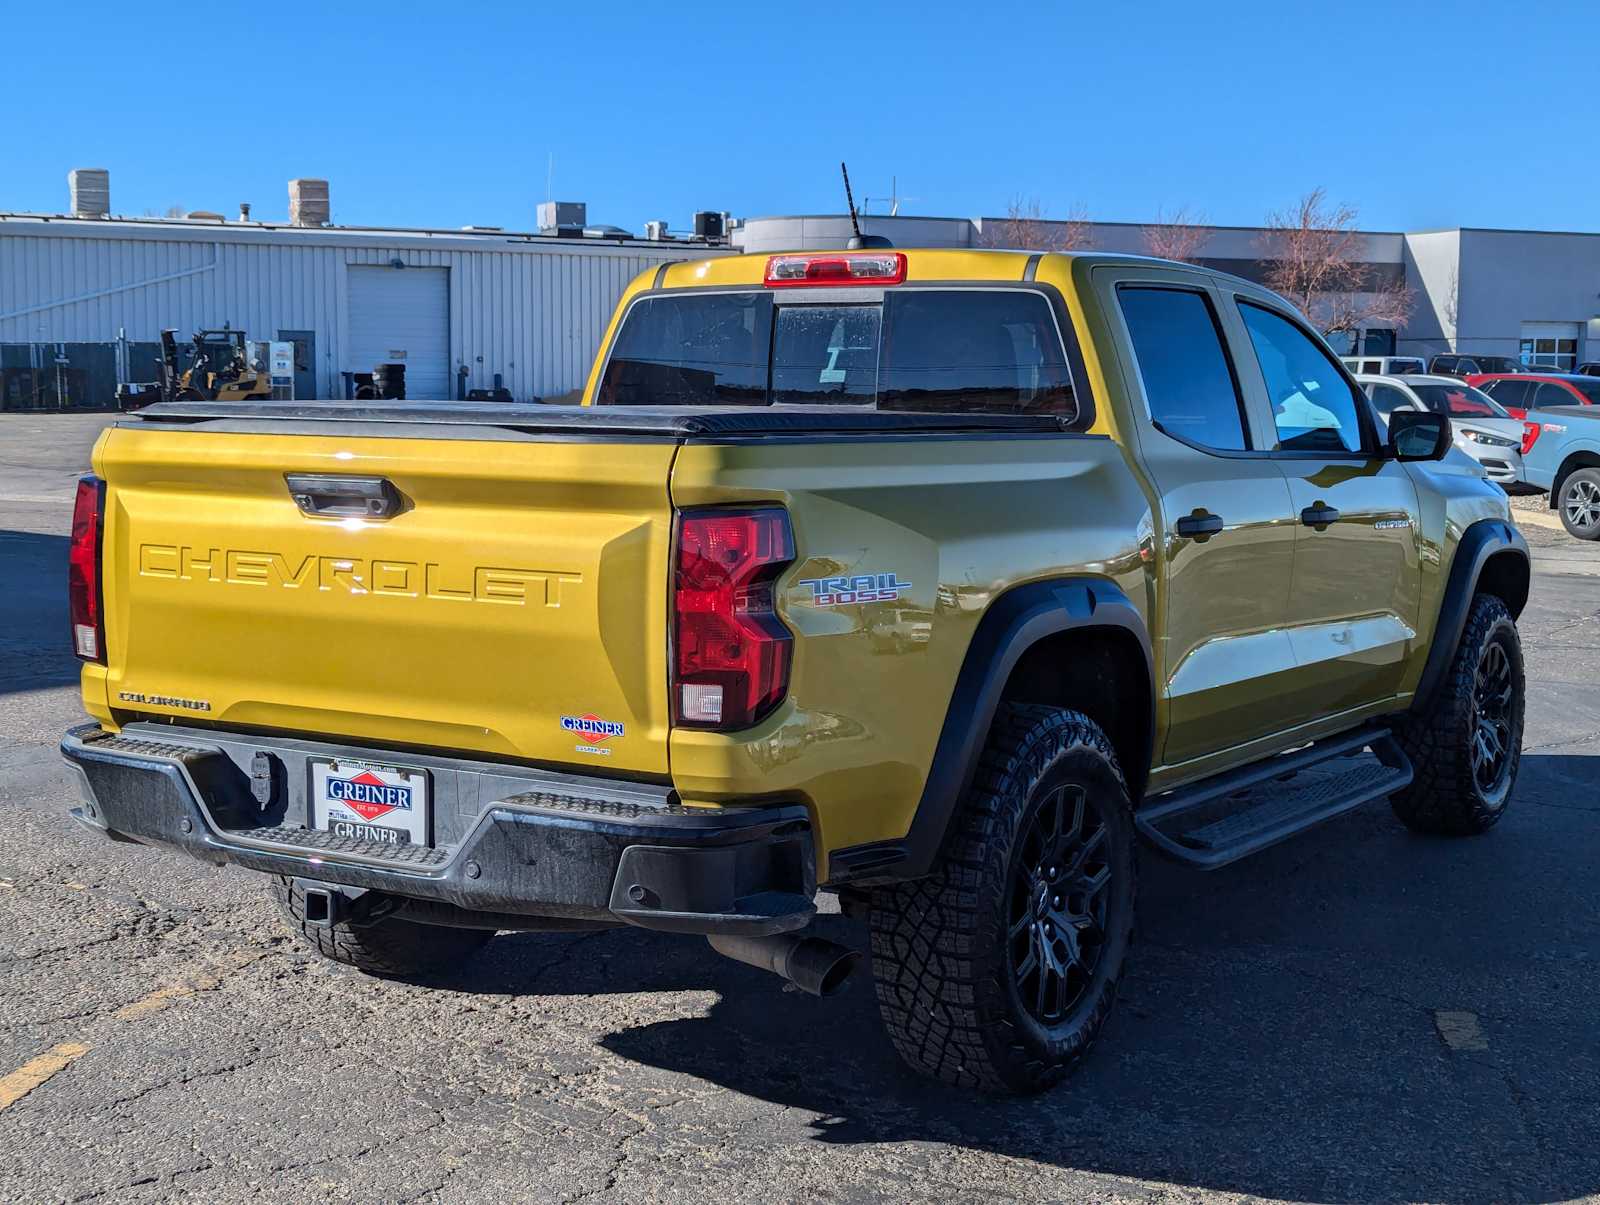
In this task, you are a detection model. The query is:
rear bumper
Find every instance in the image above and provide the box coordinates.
[60,723,815,936]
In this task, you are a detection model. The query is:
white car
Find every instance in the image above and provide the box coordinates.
[1356,373,1526,484]
[1342,354,1427,377]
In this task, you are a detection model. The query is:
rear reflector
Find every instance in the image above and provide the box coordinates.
[765,252,906,288]
[69,474,106,664]
[673,508,795,729]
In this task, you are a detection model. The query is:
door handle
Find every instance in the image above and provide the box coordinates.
[1175,510,1224,542]
[1300,503,1341,530]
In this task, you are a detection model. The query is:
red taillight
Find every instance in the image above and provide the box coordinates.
[1521,422,1541,456]
[764,252,906,288]
[68,474,105,664]
[673,508,795,729]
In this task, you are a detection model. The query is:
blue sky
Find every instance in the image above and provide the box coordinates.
[5,1,1596,235]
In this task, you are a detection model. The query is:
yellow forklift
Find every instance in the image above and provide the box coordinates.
[161,328,272,401]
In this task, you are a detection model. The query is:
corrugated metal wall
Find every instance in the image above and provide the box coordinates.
[0,220,726,400]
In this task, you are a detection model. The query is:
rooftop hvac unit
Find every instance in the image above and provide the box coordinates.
[68,168,110,218]
[538,201,587,234]
[693,211,724,239]
[289,178,331,227]
[645,220,672,241]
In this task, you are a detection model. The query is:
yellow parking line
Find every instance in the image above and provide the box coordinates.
[0,1043,91,1112]
[113,984,194,1022]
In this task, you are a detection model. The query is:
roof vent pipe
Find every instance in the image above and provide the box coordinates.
[289,178,330,227]
[69,169,110,218]
[239,202,252,222]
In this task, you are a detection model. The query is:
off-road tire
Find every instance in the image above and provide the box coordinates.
[270,877,493,977]
[868,705,1137,1094]
[1392,593,1524,835]
[1557,467,1600,540]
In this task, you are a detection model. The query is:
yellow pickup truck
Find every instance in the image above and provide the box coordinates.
[63,247,1528,1093]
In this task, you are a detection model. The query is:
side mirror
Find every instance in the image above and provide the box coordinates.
[1387,410,1452,461]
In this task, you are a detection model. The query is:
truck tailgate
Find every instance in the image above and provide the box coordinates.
[95,425,675,775]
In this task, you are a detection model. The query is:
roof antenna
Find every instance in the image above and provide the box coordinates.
[841,161,892,250]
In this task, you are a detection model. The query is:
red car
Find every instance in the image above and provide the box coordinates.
[1467,372,1600,421]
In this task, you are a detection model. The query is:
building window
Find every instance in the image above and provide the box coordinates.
[1360,328,1397,356]
[1520,323,1580,371]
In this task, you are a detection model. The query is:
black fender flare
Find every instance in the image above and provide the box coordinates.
[1411,517,1529,710]
[827,577,1154,885]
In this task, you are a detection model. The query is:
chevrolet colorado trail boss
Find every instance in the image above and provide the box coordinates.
[63,248,1529,1093]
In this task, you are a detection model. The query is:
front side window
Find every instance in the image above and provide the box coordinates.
[1117,286,1248,452]
[1238,302,1368,454]
[1484,378,1531,409]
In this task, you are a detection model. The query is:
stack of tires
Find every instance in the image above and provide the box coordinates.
[373,363,406,401]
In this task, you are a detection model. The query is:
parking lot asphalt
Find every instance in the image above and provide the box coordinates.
[2,413,1598,1204]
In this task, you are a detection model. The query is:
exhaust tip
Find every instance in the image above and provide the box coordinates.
[786,937,861,997]
[707,932,861,997]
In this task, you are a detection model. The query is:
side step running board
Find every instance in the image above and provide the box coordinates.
[1136,724,1413,870]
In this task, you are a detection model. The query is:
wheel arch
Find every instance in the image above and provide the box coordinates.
[1549,449,1600,510]
[1412,518,1528,711]
[828,577,1154,885]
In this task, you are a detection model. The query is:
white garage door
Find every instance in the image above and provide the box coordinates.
[348,265,451,399]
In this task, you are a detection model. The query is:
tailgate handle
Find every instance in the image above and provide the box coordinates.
[285,474,404,520]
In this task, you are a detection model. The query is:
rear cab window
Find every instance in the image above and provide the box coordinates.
[598,285,1081,421]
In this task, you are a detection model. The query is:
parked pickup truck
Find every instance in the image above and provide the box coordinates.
[64,248,1530,1094]
[1521,403,1600,538]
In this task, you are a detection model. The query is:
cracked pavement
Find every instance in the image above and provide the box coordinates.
[3,415,1599,1203]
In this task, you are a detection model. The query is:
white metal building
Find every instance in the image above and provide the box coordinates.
[0,205,727,405]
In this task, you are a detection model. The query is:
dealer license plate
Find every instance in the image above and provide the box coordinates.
[310,759,430,846]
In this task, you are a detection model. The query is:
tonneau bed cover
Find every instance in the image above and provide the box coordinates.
[125,400,1075,440]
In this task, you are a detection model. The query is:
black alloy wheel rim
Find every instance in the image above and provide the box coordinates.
[1472,636,1515,796]
[1008,784,1112,1024]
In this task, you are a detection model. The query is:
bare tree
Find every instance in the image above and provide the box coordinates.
[1259,189,1413,336]
[982,197,1092,252]
[1441,266,1460,349]
[1141,206,1211,263]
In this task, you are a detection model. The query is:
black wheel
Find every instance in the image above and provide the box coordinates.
[1558,468,1600,540]
[270,877,493,977]
[869,705,1136,1094]
[1392,593,1524,835]
[176,386,207,401]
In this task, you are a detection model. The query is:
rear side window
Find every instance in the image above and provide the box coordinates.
[1238,302,1368,454]
[599,292,771,406]
[599,287,1079,419]
[1368,384,1412,416]
[1534,382,1579,409]
[1117,286,1248,451]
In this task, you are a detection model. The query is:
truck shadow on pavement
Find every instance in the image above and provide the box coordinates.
[0,531,79,696]
[463,751,1598,1204]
